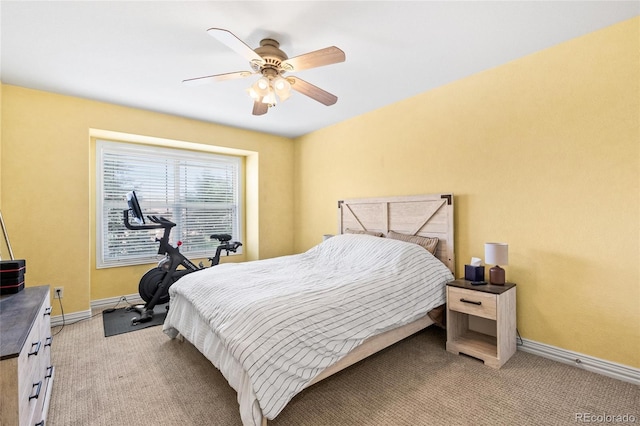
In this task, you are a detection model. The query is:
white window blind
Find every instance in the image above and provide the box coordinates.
[97,140,242,268]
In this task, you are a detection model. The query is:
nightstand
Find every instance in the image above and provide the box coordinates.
[446,280,516,368]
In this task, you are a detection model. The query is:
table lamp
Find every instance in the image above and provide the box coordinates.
[485,242,508,285]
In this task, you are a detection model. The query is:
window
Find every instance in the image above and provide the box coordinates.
[96,140,242,268]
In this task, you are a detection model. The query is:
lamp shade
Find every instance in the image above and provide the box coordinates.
[485,243,508,266]
[272,76,291,101]
[251,77,270,98]
[261,88,277,106]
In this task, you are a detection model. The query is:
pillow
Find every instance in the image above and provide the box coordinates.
[386,230,439,255]
[344,228,384,237]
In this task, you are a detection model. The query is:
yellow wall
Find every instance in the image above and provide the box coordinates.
[293,18,640,367]
[1,86,294,313]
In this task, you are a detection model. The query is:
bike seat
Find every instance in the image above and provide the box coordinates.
[211,234,232,242]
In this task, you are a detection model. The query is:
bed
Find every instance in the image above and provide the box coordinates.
[163,193,455,425]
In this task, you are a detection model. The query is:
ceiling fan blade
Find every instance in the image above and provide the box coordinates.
[252,100,268,116]
[281,46,345,72]
[207,28,265,67]
[182,71,253,86]
[289,77,338,106]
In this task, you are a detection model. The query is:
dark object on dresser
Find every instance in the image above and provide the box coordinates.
[0,259,26,294]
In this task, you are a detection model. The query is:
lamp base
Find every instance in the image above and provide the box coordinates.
[489,265,505,285]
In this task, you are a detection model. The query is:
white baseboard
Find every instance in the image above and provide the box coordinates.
[50,293,144,327]
[90,293,144,310]
[518,338,640,386]
[51,309,92,327]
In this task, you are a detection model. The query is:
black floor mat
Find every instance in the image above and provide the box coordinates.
[102,303,168,337]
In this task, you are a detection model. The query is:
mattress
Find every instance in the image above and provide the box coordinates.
[163,233,453,425]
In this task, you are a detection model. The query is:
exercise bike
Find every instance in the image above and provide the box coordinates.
[123,191,242,325]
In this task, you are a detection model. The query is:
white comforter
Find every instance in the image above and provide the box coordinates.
[164,234,453,422]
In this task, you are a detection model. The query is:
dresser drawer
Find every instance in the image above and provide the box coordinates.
[38,302,52,340]
[32,295,53,426]
[447,286,497,320]
[16,313,48,424]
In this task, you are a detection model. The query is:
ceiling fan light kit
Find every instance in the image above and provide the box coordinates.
[247,75,292,107]
[183,28,345,116]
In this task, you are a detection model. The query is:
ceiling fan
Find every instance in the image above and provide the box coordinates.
[183,28,346,116]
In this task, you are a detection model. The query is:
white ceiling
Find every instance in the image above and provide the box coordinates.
[1,1,638,138]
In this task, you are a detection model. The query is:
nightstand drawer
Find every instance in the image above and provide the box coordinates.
[447,286,497,320]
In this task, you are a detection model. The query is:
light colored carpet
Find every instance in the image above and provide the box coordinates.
[48,313,639,425]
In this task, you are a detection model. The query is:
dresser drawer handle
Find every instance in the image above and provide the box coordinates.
[45,336,53,347]
[28,341,42,356]
[46,365,54,379]
[460,298,482,306]
[29,381,42,400]
[44,307,52,316]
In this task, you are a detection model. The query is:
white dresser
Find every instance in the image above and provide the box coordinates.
[0,286,55,426]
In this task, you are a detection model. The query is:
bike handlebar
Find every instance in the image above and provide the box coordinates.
[147,215,176,228]
[123,210,174,230]
[221,241,242,252]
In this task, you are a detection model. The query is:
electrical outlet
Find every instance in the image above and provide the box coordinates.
[54,287,64,299]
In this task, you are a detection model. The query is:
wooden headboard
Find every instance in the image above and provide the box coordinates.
[338,194,455,273]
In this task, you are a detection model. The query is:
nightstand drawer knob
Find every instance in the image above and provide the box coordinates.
[460,298,482,306]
